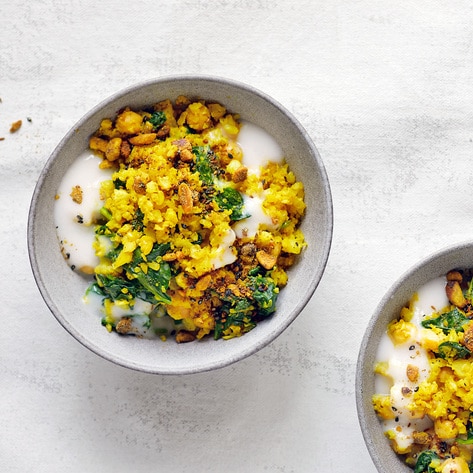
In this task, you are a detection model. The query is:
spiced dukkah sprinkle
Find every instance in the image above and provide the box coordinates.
[64,96,306,342]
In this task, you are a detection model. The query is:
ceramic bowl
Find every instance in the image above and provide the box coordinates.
[28,75,333,374]
[356,242,473,472]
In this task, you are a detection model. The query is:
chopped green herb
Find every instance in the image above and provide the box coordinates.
[131,208,144,231]
[88,243,172,306]
[113,178,127,189]
[248,275,279,317]
[100,207,113,221]
[414,450,439,473]
[193,146,218,185]
[437,341,471,360]
[214,187,250,221]
[147,111,166,130]
[421,307,470,333]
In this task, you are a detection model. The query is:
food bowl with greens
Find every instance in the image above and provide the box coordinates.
[28,75,332,374]
[357,242,473,473]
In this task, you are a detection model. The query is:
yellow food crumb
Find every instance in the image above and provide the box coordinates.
[70,185,83,204]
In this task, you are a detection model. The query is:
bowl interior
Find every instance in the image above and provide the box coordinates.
[28,75,333,374]
[356,242,473,472]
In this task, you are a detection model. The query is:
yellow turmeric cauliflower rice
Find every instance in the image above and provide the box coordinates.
[85,96,306,343]
[373,270,473,473]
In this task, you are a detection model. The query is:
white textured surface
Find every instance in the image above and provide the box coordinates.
[1,1,473,472]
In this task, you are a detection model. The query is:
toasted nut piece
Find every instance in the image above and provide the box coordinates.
[89,136,108,153]
[133,178,147,195]
[277,253,296,268]
[173,138,193,161]
[162,251,184,262]
[128,133,157,146]
[178,182,193,213]
[99,159,113,170]
[105,137,122,161]
[463,323,473,351]
[70,185,83,204]
[450,444,461,458]
[412,431,431,445]
[241,243,257,257]
[79,265,95,275]
[256,250,277,270]
[401,386,412,396]
[10,120,22,133]
[447,271,463,283]
[116,318,133,334]
[196,274,212,292]
[180,148,194,162]
[446,280,467,308]
[156,124,170,139]
[232,165,248,183]
[406,364,419,382]
[175,95,191,109]
[227,283,242,297]
[175,331,196,343]
[120,140,131,159]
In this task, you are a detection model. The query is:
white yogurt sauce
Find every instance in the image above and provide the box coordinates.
[375,276,449,451]
[54,152,113,272]
[237,121,284,175]
[211,228,237,270]
[233,121,283,237]
[233,193,274,238]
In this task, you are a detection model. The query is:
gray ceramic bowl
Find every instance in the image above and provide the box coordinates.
[356,242,473,472]
[28,75,333,374]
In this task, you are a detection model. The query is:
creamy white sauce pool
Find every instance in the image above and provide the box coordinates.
[211,228,237,269]
[234,121,283,238]
[233,193,274,239]
[238,120,284,173]
[54,153,113,272]
[375,276,448,451]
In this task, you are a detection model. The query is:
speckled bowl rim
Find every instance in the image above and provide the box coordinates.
[27,74,333,374]
[356,241,473,472]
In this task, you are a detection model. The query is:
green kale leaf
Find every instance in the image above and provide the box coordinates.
[437,341,471,360]
[414,450,439,473]
[89,274,137,303]
[130,208,145,232]
[248,275,279,318]
[113,178,127,190]
[421,307,469,334]
[193,146,218,186]
[147,111,166,130]
[213,296,255,340]
[214,187,250,221]
[88,243,172,306]
[127,244,172,305]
